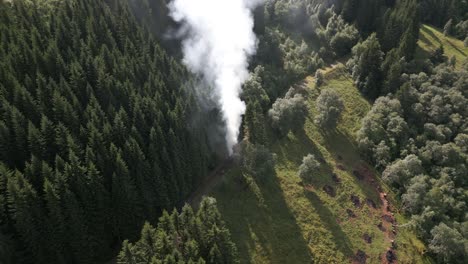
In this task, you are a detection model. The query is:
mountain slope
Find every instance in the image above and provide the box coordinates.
[210,65,431,263]
[416,24,468,67]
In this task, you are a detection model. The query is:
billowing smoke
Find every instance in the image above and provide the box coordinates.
[168,0,261,154]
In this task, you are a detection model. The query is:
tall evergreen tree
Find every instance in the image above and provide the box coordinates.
[7,170,50,263]
[117,197,239,264]
[347,33,384,99]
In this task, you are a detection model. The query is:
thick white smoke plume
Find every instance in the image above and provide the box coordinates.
[169,0,262,154]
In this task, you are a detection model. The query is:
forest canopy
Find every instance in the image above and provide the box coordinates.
[0,0,467,263]
[0,0,218,262]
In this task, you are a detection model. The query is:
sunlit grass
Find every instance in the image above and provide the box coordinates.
[416,24,468,68]
[212,66,431,263]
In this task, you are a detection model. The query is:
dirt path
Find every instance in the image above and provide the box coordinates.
[356,164,398,264]
[185,159,234,208]
[379,192,398,264]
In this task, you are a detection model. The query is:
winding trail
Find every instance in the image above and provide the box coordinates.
[356,164,398,264]
[379,191,398,264]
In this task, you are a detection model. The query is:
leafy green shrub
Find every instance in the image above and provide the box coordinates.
[298,154,320,183]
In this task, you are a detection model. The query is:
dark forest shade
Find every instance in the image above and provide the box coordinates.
[0,0,216,262]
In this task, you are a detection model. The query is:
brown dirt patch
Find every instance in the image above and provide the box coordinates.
[331,173,341,183]
[363,233,372,244]
[356,164,373,179]
[322,185,336,197]
[385,249,397,263]
[353,250,367,264]
[304,185,315,192]
[352,170,364,180]
[366,198,377,209]
[348,163,400,263]
[350,195,361,207]
[377,222,386,232]
[346,209,356,218]
[382,214,394,224]
[337,164,346,171]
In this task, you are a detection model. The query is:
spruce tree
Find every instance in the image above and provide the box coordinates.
[348,33,384,99]
[110,145,143,240]
[117,198,239,263]
[7,171,50,263]
[0,0,221,261]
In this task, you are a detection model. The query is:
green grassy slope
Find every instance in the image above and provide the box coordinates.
[416,24,468,67]
[211,66,431,263]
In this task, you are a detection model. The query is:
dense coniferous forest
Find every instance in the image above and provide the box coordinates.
[0,0,467,263]
[0,0,218,262]
[117,197,239,264]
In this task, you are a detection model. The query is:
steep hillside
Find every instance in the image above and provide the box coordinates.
[416,24,468,67]
[210,66,431,263]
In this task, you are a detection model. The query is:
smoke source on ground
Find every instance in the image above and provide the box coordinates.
[168,0,262,154]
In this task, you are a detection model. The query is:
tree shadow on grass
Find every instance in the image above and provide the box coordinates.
[418,31,432,46]
[303,190,354,257]
[272,131,317,167]
[415,46,432,60]
[421,26,467,56]
[321,129,381,203]
[447,40,467,56]
[421,26,442,45]
[275,130,330,166]
[321,129,360,164]
[214,171,313,264]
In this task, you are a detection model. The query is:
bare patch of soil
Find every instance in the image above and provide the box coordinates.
[363,233,372,244]
[337,164,346,171]
[331,173,341,183]
[353,250,367,264]
[350,195,361,207]
[322,185,336,197]
[385,249,397,263]
[352,170,364,180]
[346,209,356,218]
[355,164,375,184]
[377,222,386,232]
[304,185,315,192]
[382,214,394,224]
[366,198,377,209]
[352,162,400,263]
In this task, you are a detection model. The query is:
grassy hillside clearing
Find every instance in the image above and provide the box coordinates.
[416,24,467,67]
[210,65,432,263]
